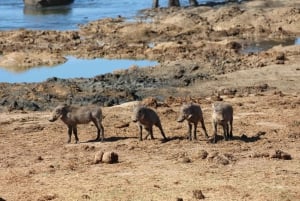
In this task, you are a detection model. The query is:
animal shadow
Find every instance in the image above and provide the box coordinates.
[237,131,266,143]
[84,136,134,143]
[208,131,266,143]
[167,136,189,141]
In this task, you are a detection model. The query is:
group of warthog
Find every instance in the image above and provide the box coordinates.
[48,101,233,144]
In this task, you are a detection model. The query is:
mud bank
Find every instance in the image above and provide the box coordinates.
[0,0,300,111]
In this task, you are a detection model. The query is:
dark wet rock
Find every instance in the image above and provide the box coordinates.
[7,100,40,111]
[226,41,242,50]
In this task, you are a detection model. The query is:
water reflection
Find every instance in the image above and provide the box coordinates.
[0,57,158,83]
[241,38,297,54]
[23,6,72,16]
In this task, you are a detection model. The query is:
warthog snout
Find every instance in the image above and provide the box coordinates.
[48,113,60,122]
[132,115,138,122]
[48,118,55,122]
[177,114,192,122]
[48,116,59,122]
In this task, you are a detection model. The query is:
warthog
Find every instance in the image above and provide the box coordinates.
[212,102,233,143]
[177,103,209,140]
[132,105,167,141]
[49,104,104,143]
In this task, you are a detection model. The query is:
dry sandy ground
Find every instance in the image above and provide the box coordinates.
[0,91,299,201]
[1,0,300,200]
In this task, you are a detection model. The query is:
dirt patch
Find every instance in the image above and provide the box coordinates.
[0,94,299,201]
[0,0,300,200]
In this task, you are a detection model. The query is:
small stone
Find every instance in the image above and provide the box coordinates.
[193,190,205,199]
[180,157,191,163]
[271,150,292,160]
[102,151,119,164]
[275,52,285,60]
[214,155,230,165]
[93,151,104,164]
[193,150,208,159]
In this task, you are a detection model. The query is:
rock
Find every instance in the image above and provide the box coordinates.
[192,190,205,199]
[207,151,219,161]
[207,151,230,165]
[275,52,285,60]
[81,194,91,200]
[214,155,230,165]
[37,194,58,201]
[192,150,208,159]
[251,152,269,158]
[93,151,104,164]
[179,157,191,163]
[271,150,292,160]
[225,41,242,50]
[102,151,119,164]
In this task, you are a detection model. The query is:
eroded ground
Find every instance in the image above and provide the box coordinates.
[0,0,300,200]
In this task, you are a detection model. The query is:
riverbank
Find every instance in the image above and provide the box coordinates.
[0,0,299,110]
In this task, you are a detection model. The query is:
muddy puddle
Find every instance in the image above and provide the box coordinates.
[241,37,299,53]
[0,57,157,83]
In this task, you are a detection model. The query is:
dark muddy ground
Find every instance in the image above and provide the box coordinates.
[0,0,299,111]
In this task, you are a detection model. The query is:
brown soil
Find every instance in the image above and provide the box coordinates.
[0,0,300,200]
[0,93,299,201]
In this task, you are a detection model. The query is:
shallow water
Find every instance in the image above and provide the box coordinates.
[241,38,299,53]
[0,0,153,30]
[0,57,157,83]
[0,0,228,31]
